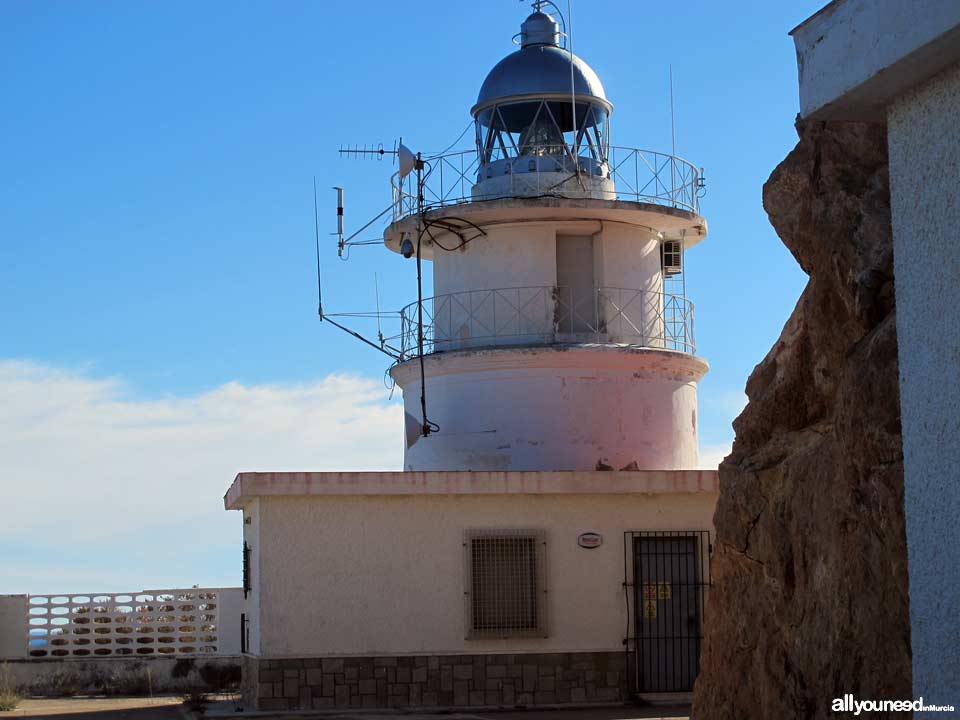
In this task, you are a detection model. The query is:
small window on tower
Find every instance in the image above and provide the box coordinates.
[464,529,547,639]
[661,240,683,276]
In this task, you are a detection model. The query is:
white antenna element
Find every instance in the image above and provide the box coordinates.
[398,144,417,180]
[334,186,344,238]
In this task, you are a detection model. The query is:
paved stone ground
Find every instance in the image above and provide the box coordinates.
[0,696,184,718]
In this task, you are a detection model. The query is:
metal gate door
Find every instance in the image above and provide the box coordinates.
[626,531,710,694]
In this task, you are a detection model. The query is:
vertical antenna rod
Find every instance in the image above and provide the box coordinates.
[334,186,344,253]
[374,272,383,344]
[315,178,323,318]
[669,65,677,204]
[567,0,578,175]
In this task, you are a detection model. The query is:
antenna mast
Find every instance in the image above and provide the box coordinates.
[670,64,677,204]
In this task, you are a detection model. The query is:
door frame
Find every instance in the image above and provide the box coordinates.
[622,530,712,695]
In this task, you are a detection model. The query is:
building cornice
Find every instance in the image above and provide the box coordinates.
[224,469,720,510]
[389,345,709,385]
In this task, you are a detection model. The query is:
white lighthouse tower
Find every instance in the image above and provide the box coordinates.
[228,7,719,709]
[385,6,708,472]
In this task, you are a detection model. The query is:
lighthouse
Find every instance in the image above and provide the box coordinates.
[385,7,708,473]
[227,5,717,712]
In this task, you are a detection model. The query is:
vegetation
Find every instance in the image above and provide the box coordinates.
[29,667,82,697]
[0,663,22,712]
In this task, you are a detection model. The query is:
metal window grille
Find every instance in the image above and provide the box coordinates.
[622,531,712,694]
[464,529,547,639]
[242,542,251,598]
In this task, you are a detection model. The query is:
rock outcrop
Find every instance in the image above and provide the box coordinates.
[692,121,911,719]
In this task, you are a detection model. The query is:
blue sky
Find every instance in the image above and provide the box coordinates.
[0,0,825,594]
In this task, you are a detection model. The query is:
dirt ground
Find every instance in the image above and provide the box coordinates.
[1,698,691,720]
[0,696,184,719]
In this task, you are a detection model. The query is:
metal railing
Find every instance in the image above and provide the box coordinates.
[389,286,695,361]
[391,147,702,221]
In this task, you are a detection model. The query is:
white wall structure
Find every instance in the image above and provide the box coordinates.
[0,588,243,661]
[0,595,27,660]
[793,2,960,712]
[792,0,960,120]
[888,63,960,714]
[0,588,244,695]
[225,470,718,658]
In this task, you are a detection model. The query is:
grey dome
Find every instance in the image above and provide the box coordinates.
[473,45,610,114]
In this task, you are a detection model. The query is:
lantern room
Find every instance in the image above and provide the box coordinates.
[472,10,614,200]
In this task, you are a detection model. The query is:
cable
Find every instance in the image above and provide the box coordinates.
[425,120,475,159]
[415,222,440,436]
[422,216,486,253]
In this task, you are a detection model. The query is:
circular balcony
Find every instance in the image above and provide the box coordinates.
[391,146,704,222]
[391,286,695,362]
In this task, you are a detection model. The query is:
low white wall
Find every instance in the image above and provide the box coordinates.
[216,588,245,656]
[255,491,716,658]
[0,595,27,660]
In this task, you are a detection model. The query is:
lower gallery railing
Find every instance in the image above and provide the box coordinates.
[390,286,695,361]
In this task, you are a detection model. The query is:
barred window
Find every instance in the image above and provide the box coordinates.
[464,529,547,639]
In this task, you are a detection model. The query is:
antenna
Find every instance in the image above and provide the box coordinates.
[669,65,677,203]
[567,0,578,183]
[338,138,416,180]
[329,139,440,436]
[332,185,344,263]
[315,178,323,317]
[374,272,383,345]
[338,141,396,160]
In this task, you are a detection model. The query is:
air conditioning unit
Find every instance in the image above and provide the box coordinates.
[661,240,683,276]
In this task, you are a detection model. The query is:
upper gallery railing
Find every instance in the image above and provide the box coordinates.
[389,286,695,361]
[391,147,703,221]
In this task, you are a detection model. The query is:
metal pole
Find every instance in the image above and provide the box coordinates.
[567,0,579,180]
[670,65,677,205]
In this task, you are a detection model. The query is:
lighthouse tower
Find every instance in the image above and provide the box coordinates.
[385,7,708,472]
[226,8,719,709]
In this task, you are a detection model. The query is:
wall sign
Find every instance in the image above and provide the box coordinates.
[577,532,603,549]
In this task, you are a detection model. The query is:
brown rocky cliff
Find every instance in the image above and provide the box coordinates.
[692,122,911,719]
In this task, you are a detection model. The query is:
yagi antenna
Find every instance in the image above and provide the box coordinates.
[339,137,416,180]
[334,137,418,258]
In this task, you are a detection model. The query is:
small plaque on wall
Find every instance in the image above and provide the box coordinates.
[578,532,603,549]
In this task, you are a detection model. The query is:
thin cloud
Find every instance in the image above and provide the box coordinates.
[0,360,403,593]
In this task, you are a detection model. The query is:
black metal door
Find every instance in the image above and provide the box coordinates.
[631,532,707,693]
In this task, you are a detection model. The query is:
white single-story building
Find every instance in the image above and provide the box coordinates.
[226,470,717,711]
